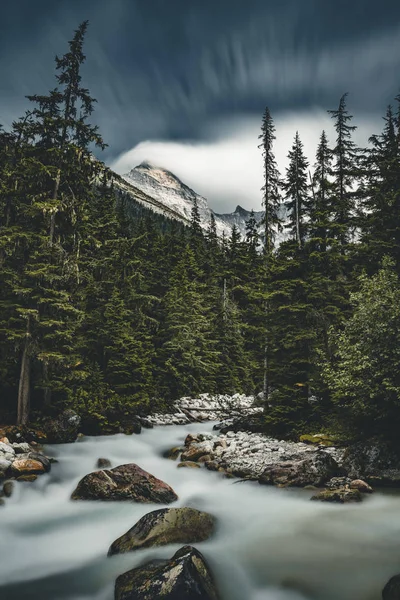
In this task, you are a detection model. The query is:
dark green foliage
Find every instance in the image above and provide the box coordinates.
[323,259,400,441]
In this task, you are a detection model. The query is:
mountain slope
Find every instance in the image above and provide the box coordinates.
[120,161,263,238]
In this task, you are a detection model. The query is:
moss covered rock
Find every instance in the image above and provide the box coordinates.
[108,507,215,556]
[299,434,336,447]
[310,487,362,503]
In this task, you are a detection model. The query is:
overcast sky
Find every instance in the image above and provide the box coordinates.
[1,0,400,211]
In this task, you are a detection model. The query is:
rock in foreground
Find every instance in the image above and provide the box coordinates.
[71,463,178,503]
[109,507,215,556]
[383,574,400,599]
[115,545,220,600]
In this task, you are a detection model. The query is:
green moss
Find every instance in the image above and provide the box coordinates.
[299,433,336,447]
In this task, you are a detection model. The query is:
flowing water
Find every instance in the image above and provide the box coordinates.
[1,423,400,600]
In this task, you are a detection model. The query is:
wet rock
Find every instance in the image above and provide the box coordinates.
[177,461,201,469]
[71,463,178,503]
[349,479,373,493]
[0,441,15,462]
[11,459,45,477]
[198,454,213,463]
[42,410,81,444]
[11,442,31,454]
[28,452,51,472]
[96,458,112,469]
[123,421,141,435]
[109,507,215,556]
[325,476,352,490]
[184,433,201,447]
[205,461,220,472]
[165,447,183,461]
[311,487,362,503]
[181,441,214,462]
[16,474,38,482]
[114,545,220,600]
[138,417,153,429]
[0,458,11,478]
[383,574,400,599]
[259,451,340,487]
[342,441,400,485]
[3,480,14,497]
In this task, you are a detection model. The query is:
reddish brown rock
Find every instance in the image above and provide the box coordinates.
[71,463,178,503]
[11,459,45,476]
[349,479,373,493]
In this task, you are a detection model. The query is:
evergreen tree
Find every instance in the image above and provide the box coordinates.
[258,107,281,254]
[360,104,400,271]
[282,132,309,248]
[328,94,358,248]
[308,130,334,253]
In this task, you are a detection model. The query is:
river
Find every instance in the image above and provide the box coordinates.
[1,422,400,600]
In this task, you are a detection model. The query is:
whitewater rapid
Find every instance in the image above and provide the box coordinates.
[1,423,400,600]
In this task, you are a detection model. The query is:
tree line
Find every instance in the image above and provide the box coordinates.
[1,22,400,442]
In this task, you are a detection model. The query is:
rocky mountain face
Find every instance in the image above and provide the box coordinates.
[119,161,263,238]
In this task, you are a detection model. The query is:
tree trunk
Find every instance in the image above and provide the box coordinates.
[17,318,31,425]
[43,362,52,409]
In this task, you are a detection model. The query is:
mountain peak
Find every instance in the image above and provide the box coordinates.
[121,162,264,239]
[234,205,250,216]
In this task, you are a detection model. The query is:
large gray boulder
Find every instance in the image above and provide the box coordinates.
[109,507,215,556]
[342,441,400,485]
[115,545,220,600]
[259,450,340,487]
[71,463,178,503]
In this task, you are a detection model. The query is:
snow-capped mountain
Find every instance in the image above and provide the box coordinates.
[119,161,263,238]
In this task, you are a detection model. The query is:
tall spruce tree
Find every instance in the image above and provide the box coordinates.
[328,94,358,248]
[259,107,281,401]
[282,132,309,248]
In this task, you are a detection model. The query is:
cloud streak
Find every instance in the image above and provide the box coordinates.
[111,110,382,213]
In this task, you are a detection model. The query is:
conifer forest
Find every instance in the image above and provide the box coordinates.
[1,22,400,444]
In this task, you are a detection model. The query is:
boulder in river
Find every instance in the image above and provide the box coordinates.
[0,458,11,478]
[349,479,373,493]
[383,574,400,599]
[109,507,216,556]
[310,487,362,503]
[115,545,220,600]
[342,440,400,485]
[259,451,340,487]
[3,480,15,497]
[181,441,214,462]
[71,463,178,503]
[11,458,45,477]
[177,461,201,469]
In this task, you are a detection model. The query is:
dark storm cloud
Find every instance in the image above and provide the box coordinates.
[1,0,400,161]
